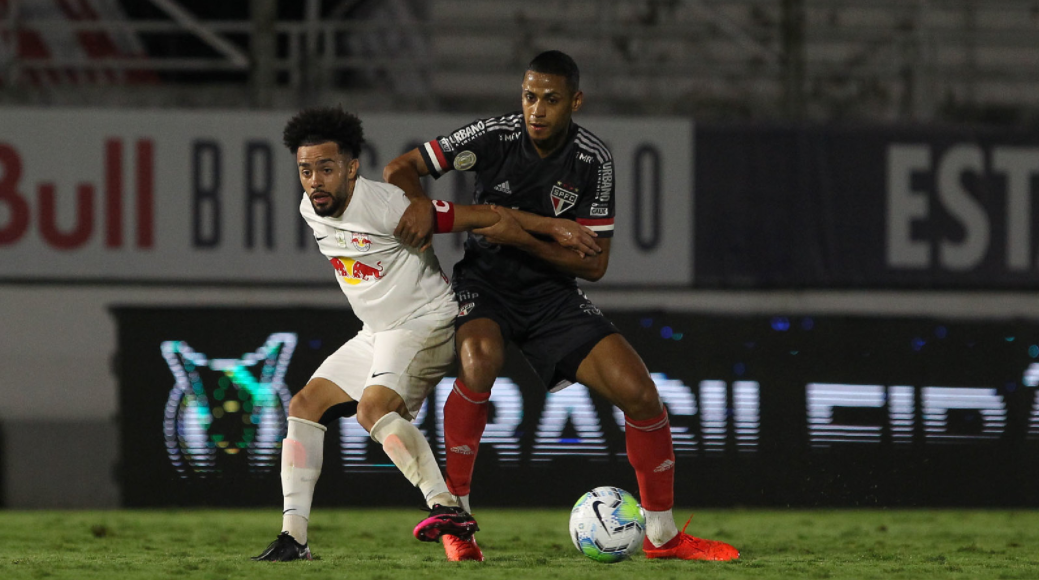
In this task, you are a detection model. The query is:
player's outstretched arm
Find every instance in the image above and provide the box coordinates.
[431,202,601,258]
[385,149,434,250]
[472,206,610,281]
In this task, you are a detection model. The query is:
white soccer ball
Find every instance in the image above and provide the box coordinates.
[569,486,646,563]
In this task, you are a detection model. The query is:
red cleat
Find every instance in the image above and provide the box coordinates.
[643,516,740,561]
[443,534,484,562]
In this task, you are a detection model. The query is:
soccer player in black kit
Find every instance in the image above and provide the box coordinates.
[384,50,740,563]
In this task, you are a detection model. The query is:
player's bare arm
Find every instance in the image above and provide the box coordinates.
[473,206,609,281]
[500,207,601,256]
[431,202,601,258]
[384,148,434,250]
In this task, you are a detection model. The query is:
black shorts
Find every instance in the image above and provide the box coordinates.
[453,279,618,391]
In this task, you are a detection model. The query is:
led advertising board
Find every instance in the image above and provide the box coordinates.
[115,307,1039,507]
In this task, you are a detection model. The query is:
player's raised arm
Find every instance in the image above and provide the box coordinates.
[385,148,435,250]
[430,201,601,258]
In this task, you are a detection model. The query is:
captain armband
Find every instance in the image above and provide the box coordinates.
[431,199,455,233]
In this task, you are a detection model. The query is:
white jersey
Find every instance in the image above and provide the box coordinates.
[300,176,457,332]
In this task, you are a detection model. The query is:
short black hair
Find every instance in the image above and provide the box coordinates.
[527,50,580,95]
[282,105,365,158]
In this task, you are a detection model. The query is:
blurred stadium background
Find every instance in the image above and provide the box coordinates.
[2,0,1039,511]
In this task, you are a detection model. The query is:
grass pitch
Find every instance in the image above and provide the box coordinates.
[1,509,1037,580]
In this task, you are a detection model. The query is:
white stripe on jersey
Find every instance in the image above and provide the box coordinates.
[486,124,521,133]
[575,139,605,163]
[485,113,522,126]
[576,128,610,155]
[423,141,445,174]
[575,131,611,164]
[586,223,614,232]
[485,117,521,126]
[485,116,523,132]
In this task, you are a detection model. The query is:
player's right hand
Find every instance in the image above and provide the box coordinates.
[395,197,435,251]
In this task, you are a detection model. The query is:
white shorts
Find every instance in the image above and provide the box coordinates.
[309,314,456,419]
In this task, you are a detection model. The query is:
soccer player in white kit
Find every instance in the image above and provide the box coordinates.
[254,106,599,562]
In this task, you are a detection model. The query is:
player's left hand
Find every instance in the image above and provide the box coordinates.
[473,206,529,247]
[395,198,435,251]
[548,220,600,258]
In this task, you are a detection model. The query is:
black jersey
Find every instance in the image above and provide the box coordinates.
[420,112,615,298]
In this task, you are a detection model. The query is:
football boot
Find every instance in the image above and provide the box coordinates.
[252,532,313,562]
[413,504,479,542]
[643,516,739,561]
[443,533,485,562]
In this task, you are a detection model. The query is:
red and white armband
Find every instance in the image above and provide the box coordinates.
[431,199,455,233]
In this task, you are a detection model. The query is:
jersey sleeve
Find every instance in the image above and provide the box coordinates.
[418,117,500,179]
[574,155,615,239]
[381,186,412,234]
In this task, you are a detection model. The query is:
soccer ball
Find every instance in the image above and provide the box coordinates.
[569,486,646,563]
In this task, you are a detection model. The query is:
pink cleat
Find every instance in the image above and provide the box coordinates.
[413,504,479,542]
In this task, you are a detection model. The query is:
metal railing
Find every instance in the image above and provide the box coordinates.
[2,0,1039,121]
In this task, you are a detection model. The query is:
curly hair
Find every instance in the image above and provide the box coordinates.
[282,105,365,158]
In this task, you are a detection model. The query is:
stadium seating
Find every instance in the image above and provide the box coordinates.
[2,0,1039,121]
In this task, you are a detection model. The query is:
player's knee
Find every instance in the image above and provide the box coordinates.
[457,336,504,392]
[458,366,496,393]
[288,391,322,422]
[356,386,408,431]
[618,384,663,419]
[354,403,379,433]
[355,398,394,433]
[457,352,502,393]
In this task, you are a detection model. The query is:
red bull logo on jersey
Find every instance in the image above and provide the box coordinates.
[350,231,372,252]
[329,257,384,285]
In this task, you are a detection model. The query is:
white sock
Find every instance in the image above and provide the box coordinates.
[369,411,450,506]
[429,492,458,508]
[645,509,679,547]
[281,416,326,545]
[455,494,472,513]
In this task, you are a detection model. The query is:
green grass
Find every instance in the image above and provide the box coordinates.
[1,509,1038,580]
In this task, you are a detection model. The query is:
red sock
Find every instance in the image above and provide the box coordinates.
[443,378,490,497]
[625,410,675,511]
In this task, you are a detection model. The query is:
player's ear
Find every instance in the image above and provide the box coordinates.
[346,157,360,179]
[571,90,584,113]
